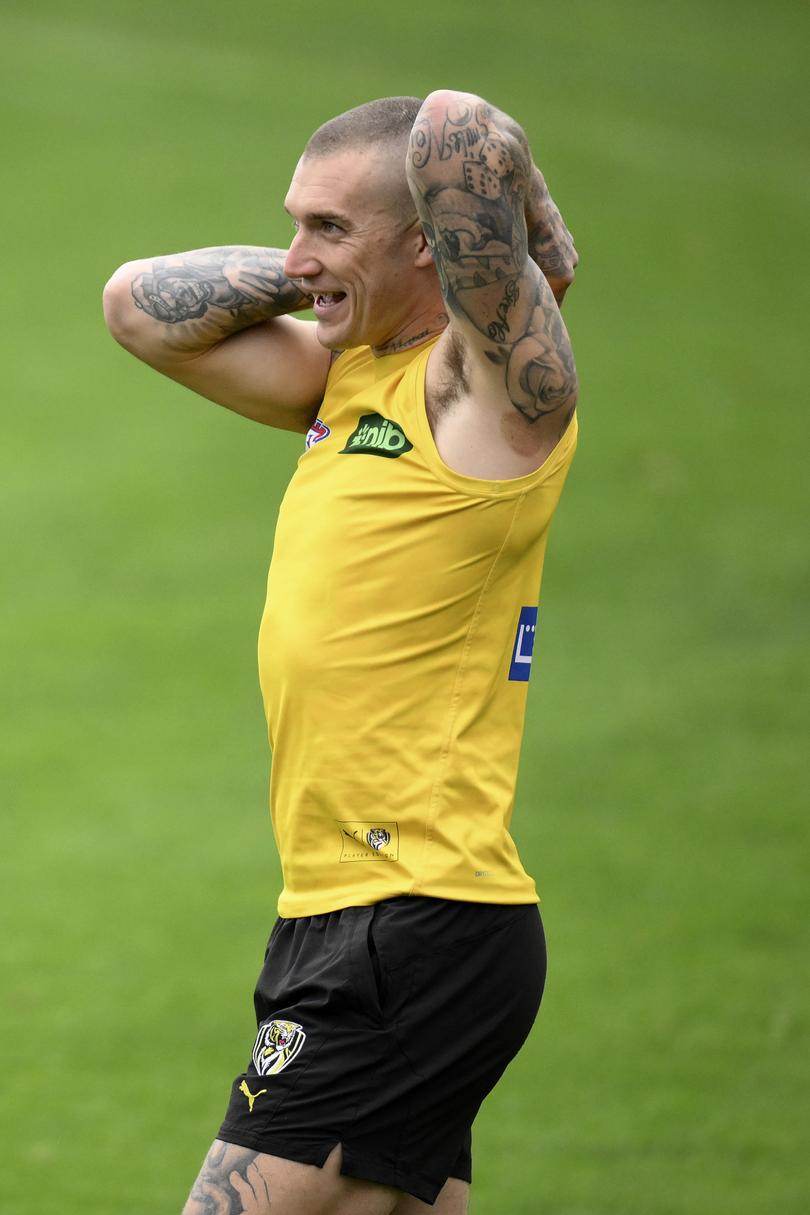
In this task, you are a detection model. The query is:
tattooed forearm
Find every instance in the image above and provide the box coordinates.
[525,166,578,300]
[130,246,311,352]
[407,91,577,424]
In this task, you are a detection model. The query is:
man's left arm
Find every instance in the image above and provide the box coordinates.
[406,90,578,460]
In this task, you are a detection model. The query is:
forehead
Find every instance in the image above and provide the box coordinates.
[284,149,394,222]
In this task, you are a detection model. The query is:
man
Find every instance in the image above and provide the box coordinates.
[103,90,578,1215]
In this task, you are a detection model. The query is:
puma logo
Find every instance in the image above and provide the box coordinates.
[239,1080,268,1113]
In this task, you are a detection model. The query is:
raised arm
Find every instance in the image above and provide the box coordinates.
[525,164,578,307]
[406,91,578,473]
[103,246,331,432]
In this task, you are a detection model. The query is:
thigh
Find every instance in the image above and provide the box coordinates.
[182,1140,400,1215]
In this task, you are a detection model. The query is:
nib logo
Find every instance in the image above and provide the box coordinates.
[340,413,413,459]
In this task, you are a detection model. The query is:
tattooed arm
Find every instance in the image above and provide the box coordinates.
[103,246,331,432]
[526,164,578,306]
[407,91,578,474]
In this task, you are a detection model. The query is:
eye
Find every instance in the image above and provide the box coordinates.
[320,220,342,234]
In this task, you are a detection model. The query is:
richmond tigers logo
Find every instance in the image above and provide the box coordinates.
[251,1018,307,1076]
[366,828,391,851]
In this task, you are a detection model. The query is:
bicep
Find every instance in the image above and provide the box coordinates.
[130,316,331,433]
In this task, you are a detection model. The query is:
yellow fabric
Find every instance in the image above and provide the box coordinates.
[259,338,578,917]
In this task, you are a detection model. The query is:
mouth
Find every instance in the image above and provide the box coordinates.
[312,291,347,319]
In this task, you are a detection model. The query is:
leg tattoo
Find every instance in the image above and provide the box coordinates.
[184,1140,273,1215]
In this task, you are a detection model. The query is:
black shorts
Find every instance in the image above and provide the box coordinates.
[218,896,546,1205]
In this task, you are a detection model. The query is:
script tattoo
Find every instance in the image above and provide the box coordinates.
[131,246,311,351]
[408,95,577,423]
[488,279,520,344]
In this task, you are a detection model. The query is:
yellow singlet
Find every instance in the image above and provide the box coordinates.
[259,338,577,917]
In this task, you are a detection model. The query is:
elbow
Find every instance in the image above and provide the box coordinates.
[102,262,143,352]
[102,264,131,342]
[412,88,484,149]
[421,88,475,112]
[408,89,478,201]
[409,89,529,192]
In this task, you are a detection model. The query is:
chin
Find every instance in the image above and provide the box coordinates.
[317,320,366,352]
[316,331,342,351]
[314,321,342,350]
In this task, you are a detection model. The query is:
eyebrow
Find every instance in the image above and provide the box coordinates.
[283,205,352,228]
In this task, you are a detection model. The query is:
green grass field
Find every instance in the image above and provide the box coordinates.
[1,1,808,1211]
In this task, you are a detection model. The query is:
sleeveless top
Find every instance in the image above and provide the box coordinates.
[258,338,577,917]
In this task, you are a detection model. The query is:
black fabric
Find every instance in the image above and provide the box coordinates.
[217,896,546,1205]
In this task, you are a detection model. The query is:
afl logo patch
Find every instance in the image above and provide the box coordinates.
[252,1018,307,1076]
[305,418,331,449]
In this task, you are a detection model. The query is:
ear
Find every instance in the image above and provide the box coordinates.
[413,227,434,269]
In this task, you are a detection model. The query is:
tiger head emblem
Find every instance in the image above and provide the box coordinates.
[366,828,391,851]
[252,1018,307,1076]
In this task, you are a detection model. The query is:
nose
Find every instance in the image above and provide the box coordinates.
[283,229,322,281]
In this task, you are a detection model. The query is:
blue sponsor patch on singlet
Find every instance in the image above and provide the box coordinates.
[508,606,538,681]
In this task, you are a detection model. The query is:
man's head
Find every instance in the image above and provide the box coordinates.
[283,97,443,353]
[302,97,423,226]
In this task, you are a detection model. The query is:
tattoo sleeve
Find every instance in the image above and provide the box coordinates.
[407,92,577,424]
[185,1140,273,1214]
[129,246,312,353]
[525,166,578,299]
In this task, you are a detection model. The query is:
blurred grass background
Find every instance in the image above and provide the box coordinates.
[1,1,808,1212]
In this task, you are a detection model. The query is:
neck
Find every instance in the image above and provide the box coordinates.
[372,310,449,358]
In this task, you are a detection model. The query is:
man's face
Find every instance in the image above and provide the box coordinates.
[283,149,421,351]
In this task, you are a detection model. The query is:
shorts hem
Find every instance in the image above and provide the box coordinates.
[216,1125,458,1205]
[217,1125,334,1169]
[340,1146,452,1205]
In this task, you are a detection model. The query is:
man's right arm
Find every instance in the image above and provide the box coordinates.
[102,246,331,432]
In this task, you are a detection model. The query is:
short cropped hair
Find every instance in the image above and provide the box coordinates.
[303,97,423,160]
